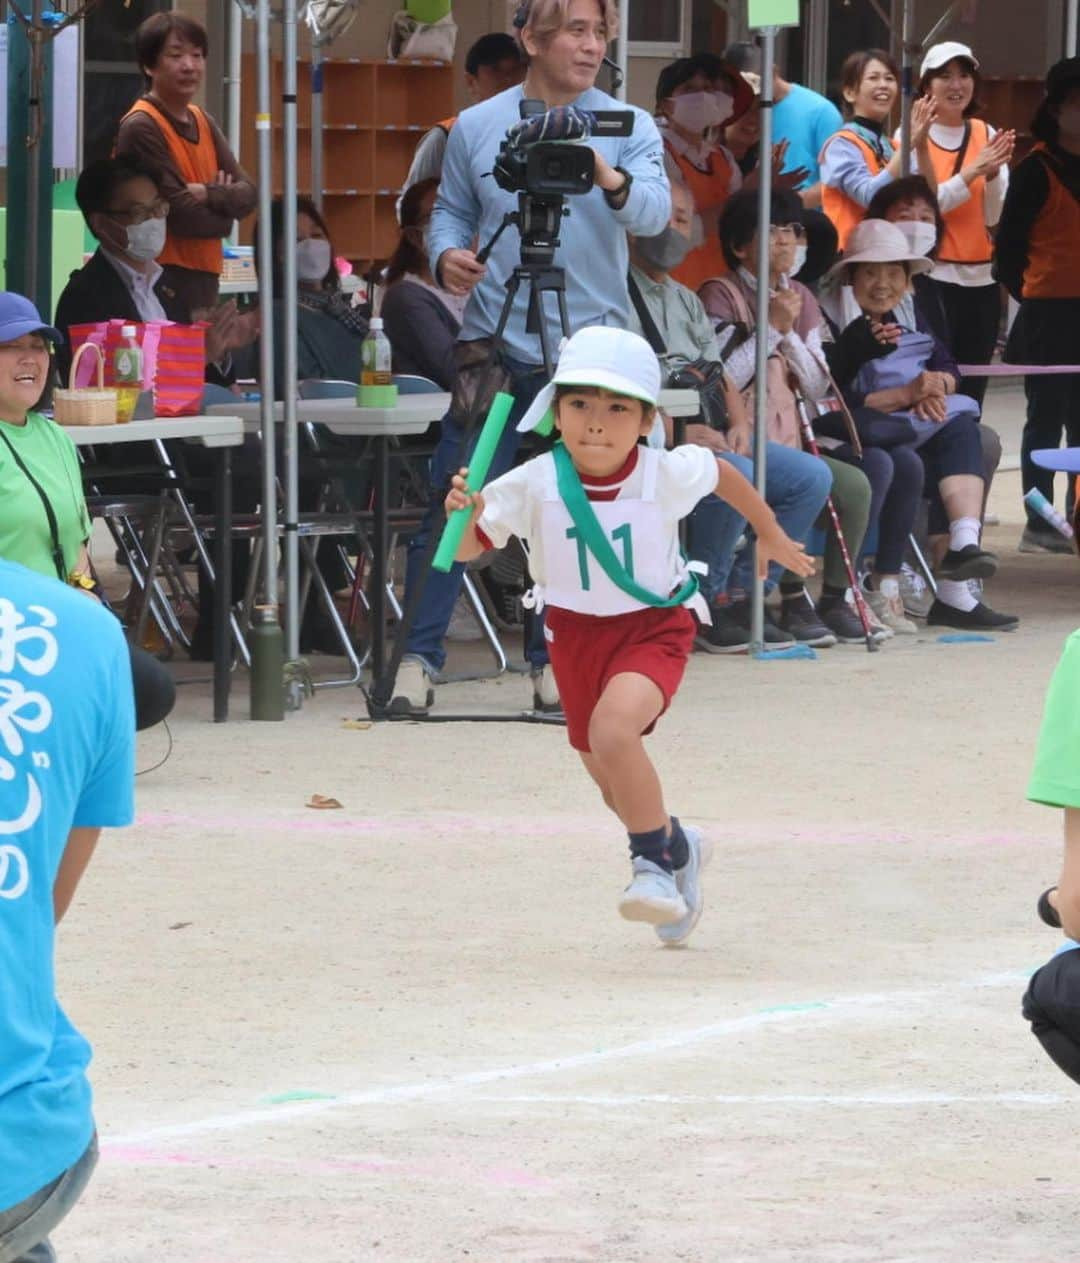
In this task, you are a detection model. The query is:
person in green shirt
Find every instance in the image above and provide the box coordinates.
[1022,445,1080,1083]
[0,292,174,731]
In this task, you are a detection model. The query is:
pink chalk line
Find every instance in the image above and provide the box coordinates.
[133,811,1046,850]
[100,1143,550,1189]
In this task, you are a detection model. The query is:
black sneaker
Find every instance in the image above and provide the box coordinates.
[817,595,874,644]
[695,597,794,654]
[779,591,837,648]
[926,598,1019,632]
[937,545,998,581]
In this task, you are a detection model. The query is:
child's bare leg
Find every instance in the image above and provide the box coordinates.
[579,752,618,815]
[586,672,667,833]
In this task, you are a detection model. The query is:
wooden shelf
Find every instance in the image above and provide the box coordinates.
[241,55,454,265]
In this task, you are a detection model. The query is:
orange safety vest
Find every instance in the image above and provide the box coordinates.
[820,129,887,251]
[121,99,223,276]
[929,119,993,265]
[1022,145,1080,299]
[664,142,733,291]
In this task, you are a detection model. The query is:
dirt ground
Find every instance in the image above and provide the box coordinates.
[50,464,1080,1262]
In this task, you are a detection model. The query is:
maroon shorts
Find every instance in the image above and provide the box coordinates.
[544,605,697,752]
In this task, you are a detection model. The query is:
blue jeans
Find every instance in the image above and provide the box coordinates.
[688,442,832,602]
[404,351,550,673]
[0,1136,97,1263]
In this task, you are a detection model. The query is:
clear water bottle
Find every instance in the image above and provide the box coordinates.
[113,324,142,423]
[358,317,395,406]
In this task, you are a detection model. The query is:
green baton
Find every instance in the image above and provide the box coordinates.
[432,390,515,573]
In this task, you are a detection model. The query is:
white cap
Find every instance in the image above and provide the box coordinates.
[920,41,979,78]
[515,326,662,435]
[825,219,935,285]
[369,317,384,330]
[121,324,137,336]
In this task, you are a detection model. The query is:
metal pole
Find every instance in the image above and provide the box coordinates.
[751,25,776,658]
[615,0,629,103]
[1068,0,1078,56]
[900,0,913,175]
[25,0,42,307]
[227,1,244,246]
[311,42,324,210]
[253,0,282,710]
[282,0,301,682]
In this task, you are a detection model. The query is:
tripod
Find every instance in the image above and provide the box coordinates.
[365,200,573,723]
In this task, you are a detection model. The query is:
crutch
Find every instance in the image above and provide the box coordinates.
[794,395,879,654]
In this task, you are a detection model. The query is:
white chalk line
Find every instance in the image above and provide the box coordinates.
[460,1091,1068,1108]
[107,969,1031,1148]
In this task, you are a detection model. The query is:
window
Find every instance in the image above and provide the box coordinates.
[82,0,170,165]
[628,0,690,56]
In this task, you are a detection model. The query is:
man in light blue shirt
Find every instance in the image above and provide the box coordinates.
[0,560,135,1262]
[392,0,670,715]
[724,41,842,207]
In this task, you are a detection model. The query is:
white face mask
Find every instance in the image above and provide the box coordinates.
[124,216,167,263]
[893,219,937,257]
[790,243,808,277]
[670,91,733,135]
[297,236,333,281]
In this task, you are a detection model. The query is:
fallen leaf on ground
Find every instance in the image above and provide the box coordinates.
[306,794,343,810]
[341,720,372,731]
[169,921,193,931]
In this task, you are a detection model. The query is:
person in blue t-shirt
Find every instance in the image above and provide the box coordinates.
[0,559,134,1262]
[724,41,842,208]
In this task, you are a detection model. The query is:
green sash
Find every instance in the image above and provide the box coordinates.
[552,442,699,609]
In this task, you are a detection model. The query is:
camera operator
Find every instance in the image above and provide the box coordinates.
[391,0,670,716]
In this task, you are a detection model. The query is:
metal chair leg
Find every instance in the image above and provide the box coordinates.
[907,532,939,596]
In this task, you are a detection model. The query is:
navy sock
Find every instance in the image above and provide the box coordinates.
[628,817,688,873]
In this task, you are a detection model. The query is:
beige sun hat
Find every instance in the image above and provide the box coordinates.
[825,219,935,285]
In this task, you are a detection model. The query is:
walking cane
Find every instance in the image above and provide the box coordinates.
[794,395,879,654]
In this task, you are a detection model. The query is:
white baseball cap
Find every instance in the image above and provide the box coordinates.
[920,41,979,79]
[516,326,662,434]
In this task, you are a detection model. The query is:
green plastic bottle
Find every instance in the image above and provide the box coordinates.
[358,317,397,407]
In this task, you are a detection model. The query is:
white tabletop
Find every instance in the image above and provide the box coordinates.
[657,388,699,417]
[219,273,364,298]
[62,414,245,448]
[207,394,448,437]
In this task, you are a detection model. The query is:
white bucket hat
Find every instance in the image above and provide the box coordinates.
[516,326,662,434]
[920,41,979,79]
[825,219,935,285]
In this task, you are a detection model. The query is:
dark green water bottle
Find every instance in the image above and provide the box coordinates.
[250,604,284,721]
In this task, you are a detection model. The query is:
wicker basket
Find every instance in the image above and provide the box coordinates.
[53,342,118,426]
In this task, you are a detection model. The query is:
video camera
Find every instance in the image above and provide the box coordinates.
[480,100,634,268]
[492,99,634,198]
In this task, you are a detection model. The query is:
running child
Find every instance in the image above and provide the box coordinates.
[445,327,814,945]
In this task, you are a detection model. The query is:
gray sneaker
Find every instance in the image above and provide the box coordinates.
[899,563,933,619]
[656,826,713,947]
[618,857,687,926]
[388,656,434,715]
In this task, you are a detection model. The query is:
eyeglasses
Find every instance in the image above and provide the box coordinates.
[106,199,170,226]
[769,223,807,241]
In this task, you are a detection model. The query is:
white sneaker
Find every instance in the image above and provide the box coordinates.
[618,858,687,926]
[389,657,434,715]
[899,563,933,619]
[446,593,483,642]
[656,826,713,947]
[530,665,562,714]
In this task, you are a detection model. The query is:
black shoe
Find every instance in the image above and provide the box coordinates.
[926,598,1019,632]
[695,597,793,654]
[779,591,837,648]
[817,595,875,644]
[937,545,998,581]
[474,565,524,629]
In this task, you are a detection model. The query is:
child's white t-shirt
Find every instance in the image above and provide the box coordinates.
[477,443,718,617]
